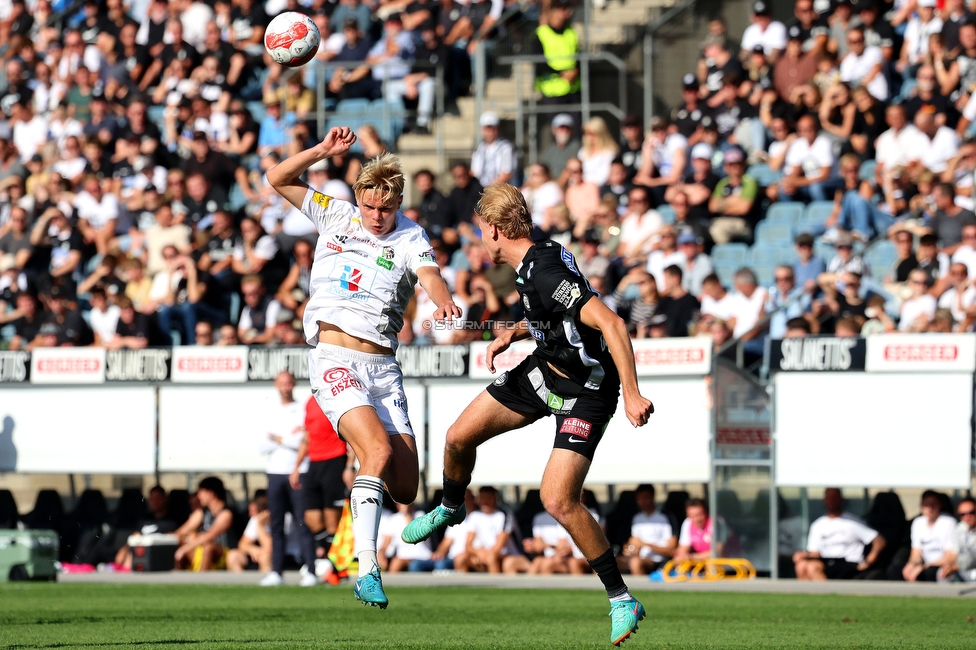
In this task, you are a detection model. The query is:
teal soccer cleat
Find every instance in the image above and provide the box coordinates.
[353,567,389,609]
[609,598,646,646]
[400,504,467,544]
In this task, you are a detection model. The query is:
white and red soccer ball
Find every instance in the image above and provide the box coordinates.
[265,12,321,68]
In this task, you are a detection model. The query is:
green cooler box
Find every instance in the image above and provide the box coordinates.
[0,529,59,582]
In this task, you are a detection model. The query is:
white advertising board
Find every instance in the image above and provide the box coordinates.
[30,347,106,384]
[865,334,976,372]
[170,346,249,383]
[0,386,155,473]
[774,372,973,488]
[426,378,711,486]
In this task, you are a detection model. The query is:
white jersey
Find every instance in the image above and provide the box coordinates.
[300,188,438,350]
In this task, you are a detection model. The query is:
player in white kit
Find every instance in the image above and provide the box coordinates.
[268,127,461,608]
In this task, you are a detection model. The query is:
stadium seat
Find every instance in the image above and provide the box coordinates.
[23,489,64,531]
[661,490,689,533]
[711,243,748,269]
[656,205,675,224]
[228,183,248,212]
[746,163,782,187]
[804,201,835,226]
[336,98,371,115]
[605,491,639,548]
[864,240,898,281]
[0,489,18,529]
[752,263,775,287]
[112,488,148,529]
[794,215,825,235]
[714,264,737,288]
[515,489,544,543]
[814,240,836,264]
[765,202,804,227]
[748,243,793,267]
[754,221,793,245]
[167,489,192,528]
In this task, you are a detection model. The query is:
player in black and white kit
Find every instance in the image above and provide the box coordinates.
[402,184,654,646]
[268,127,461,608]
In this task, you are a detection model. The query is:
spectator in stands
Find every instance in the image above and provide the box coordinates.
[217,323,240,345]
[471,111,516,186]
[370,14,415,101]
[6,292,43,351]
[328,19,377,101]
[825,153,893,243]
[0,206,31,272]
[708,146,758,245]
[562,158,601,225]
[634,117,687,204]
[778,114,837,203]
[616,185,663,264]
[74,174,120,261]
[195,321,215,345]
[378,503,435,573]
[174,476,233,571]
[773,26,817,101]
[428,489,477,571]
[521,163,563,229]
[600,159,631,215]
[819,270,872,326]
[820,233,869,288]
[227,495,272,573]
[792,233,825,294]
[924,182,976,251]
[238,273,281,344]
[332,0,373,36]
[523,510,572,574]
[613,267,658,335]
[767,265,813,338]
[656,264,699,337]
[678,232,712,297]
[740,1,786,64]
[256,94,295,158]
[42,283,91,346]
[888,490,957,582]
[540,114,580,181]
[940,497,976,583]
[619,484,676,575]
[399,27,444,135]
[839,27,888,102]
[455,486,527,574]
[413,169,452,239]
[447,161,482,227]
[275,240,313,319]
[729,267,767,339]
[674,498,739,562]
[144,204,192,277]
[794,488,886,580]
[577,117,618,188]
[232,217,280,286]
[88,286,120,346]
[698,273,736,324]
[899,268,938,331]
[109,296,151,349]
[937,262,976,331]
[875,104,926,184]
[529,0,580,110]
[29,208,82,299]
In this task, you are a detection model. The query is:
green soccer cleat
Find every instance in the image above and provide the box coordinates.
[609,598,646,646]
[400,504,467,544]
[353,567,388,609]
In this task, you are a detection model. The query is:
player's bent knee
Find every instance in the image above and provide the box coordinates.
[540,490,577,524]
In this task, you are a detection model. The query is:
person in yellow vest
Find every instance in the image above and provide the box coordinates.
[531,0,580,109]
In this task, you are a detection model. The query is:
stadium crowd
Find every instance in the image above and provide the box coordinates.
[3,0,976,355]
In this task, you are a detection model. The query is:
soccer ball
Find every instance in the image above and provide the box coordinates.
[265,12,321,68]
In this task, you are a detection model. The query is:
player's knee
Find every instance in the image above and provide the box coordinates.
[540,489,576,524]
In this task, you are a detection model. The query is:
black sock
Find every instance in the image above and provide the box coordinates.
[441,476,469,511]
[589,549,628,599]
[315,531,334,556]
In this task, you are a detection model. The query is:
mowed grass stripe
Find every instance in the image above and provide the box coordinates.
[1,584,974,649]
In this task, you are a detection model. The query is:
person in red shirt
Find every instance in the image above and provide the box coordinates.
[290,396,356,580]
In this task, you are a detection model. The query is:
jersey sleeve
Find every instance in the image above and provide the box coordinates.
[300,186,351,233]
[534,251,595,318]
[407,229,440,275]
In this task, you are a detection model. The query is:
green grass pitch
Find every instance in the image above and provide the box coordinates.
[1,584,974,649]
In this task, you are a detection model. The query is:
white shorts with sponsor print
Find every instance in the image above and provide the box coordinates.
[308,343,414,437]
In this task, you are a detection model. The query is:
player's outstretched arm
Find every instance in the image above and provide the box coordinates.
[417,266,462,321]
[579,298,654,427]
[267,126,357,210]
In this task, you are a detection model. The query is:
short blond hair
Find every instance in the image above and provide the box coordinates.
[353,152,404,204]
[477,183,532,241]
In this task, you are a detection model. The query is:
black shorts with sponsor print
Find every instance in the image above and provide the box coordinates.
[486,354,619,461]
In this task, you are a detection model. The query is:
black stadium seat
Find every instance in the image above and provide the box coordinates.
[167,489,192,529]
[113,488,148,530]
[515,489,544,540]
[0,489,18,529]
[605,491,638,549]
[23,489,63,531]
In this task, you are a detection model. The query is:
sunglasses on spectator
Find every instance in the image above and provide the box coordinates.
[848,38,864,44]
[959,509,976,517]
[775,275,793,282]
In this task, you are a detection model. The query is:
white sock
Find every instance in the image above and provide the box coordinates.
[350,475,384,578]
[609,590,634,604]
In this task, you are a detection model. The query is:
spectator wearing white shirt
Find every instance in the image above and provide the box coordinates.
[257,371,317,587]
[900,269,938,331]
[937,262,976,331]
[634,117,688,203]
[617,186,664,263]
[10,101,48,164]
[471,112,516,186]
[889,491,958,582]
[839,27,888,101]
[427,489,477,571]
[779,114,837,203]
[729,267,767,339]
[618,485,676,575]
[698,273,738,328]
[75,175,119,257]
[88,286,121,346]
[521,163,564,228]
[874,104,927,182]
[577,116,619,187]
[739,1,787,63]
[238,273,282,344]
[915,111,960,174]
[378,503,435,573]
[939,497,976,583]
[898,0,942,78]
[455,486,528,574]
[794,488,886,581]
[951,225,976,281]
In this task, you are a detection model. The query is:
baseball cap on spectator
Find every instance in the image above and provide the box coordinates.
[385,12,403,23]
[702,33,726,50]
[191,131,208,141]
[752,44,766,54]
[691,143,713,160]
[682,73,698,90]
[677,231,699,246]
[650,116,670,132]
[723,147,745,164]
[480,111,500,127]
[551,113,574,129]
[752,0,771,15]
[788,25,803,41]
[853,0,877,12]
[917,0,936,6]
[582,228,601,245]
[834,232,854,248]
[47,284,66,300]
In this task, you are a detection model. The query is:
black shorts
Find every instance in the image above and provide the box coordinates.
[485,355,618,461]
[821,558,859,580]
[303,456,347,511]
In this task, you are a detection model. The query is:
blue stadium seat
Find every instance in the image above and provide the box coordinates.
[656,205,675,224]
[747,163,782,187]
[246,101,267,123]
[752,263,775,287]
[795,215,826,236]
[804,201,835,227]
[859,159,877,182]
[748,243,794,267]
[714,264,736,288]
[711,243,748,269]
[765,202,804,227]
[754,221,793,245]
[228,183,247,212]
[336,98,371,115]
[815,240,837,263]
[147,105,166,126]
[864,240,898,281]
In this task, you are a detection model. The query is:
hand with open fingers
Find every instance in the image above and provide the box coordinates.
[485,336,512,374]
[624,392,654,427]
[319,126,357,158]
[432,301,462,322]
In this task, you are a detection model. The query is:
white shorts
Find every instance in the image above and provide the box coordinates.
[308,343,414,437]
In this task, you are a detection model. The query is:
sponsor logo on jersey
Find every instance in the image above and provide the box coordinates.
[376,256,394,270]
[334,235,349,244]
[339,266,363,292]
[393,394,407,411]
[327,241,342,252]
[382,246,396,260]
[522,294,531,310]
[560,247,580,276]
[516,276,525,285]
[552,279,583,308]
[492,371,509,386]
[546,393,564,410]
[560,418,592,438]
[312,192,332,209]
[530,328,545,341]
[419,248,435,263]
[324,366,365,397]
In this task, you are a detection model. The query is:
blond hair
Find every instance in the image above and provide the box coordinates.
[353,152,404,204]
[476,183,532,241]
[581,117,619,157]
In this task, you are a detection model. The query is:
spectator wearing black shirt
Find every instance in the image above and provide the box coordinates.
[198,210,239,296]
[789,0,829,56]
[665,143,720,227]
[7,292,44,350]
[856,0,896,61]
[902,64,953,126]
[118,99,162,144]
[447,161,482,226]
[941,0,973,54]
[892,230,918,283]
[182,133,245,196]
[709,73,759,144]
[155,250,223,344]
[672,74,708,140]
[656,265,700,337]
[200,21,247,90]
[82,94,119,146]
[142,20,202,91]
[109,296,150,349]
[700,35,744,102]
[329,19,378,101]
[117,23,150,89]
[402,27,448,132]
[848,85,886,160]
[228,0,270,57]
[404,0,440,35]
[414,169,452,240]
[600,159,632,214]
[182,173,229,230]
[42,283,92,347]
[28,208,82,299]
[7,0,33,38]
[436,0,473,97]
